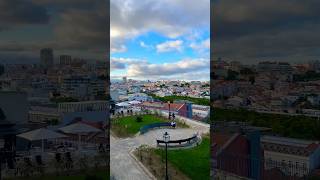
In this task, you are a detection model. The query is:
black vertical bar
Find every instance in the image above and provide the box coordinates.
[210,0,214,179]
[106,0,110,177]
[166,142,168,180]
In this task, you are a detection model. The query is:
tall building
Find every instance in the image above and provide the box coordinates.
[60,55,72,65]
[308,60,320,72]
[257,61,293,74]
[123,76,127,83]
[40,48,54,68]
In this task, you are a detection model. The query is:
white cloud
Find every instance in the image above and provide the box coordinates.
[190,38,210,51]
[127,58,208,76]
[111,57,209,80]
[156,40,183,53]
[110,0,209,53]
[111,44,127,53]
[140,41,152,49]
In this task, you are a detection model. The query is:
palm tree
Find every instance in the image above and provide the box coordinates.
[0,64,4,76]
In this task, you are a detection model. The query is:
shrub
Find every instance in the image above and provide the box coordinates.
[85,175,103,180]
[136,116,143,122]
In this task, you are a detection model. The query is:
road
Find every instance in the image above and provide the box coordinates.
[110,116,209,180]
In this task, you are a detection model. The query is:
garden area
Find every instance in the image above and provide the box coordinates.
[134,137,210,180]
[150,94,210,106]
[213,108,320,140]
[111,114,188,138]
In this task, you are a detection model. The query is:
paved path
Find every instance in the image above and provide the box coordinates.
[110,135,151,180]
[110,117,209,180]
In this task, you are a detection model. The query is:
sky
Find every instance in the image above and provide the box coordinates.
[213,0,320,64]
[0,0,107,64]
[110,0,210,81]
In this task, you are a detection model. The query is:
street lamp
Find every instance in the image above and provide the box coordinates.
[163,132,170,180]
[168,101,171,120]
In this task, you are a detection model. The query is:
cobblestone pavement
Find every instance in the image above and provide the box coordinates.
[110,117,209,180]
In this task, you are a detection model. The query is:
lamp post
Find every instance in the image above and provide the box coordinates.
[163,132,170,180]
[168,101,171,120]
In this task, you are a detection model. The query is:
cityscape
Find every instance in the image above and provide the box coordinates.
[211,59,320,179]
[110,0,210,179]
[110,78,210,179]
[0,0,109,179]
[0,0,320,180]
[212,0,320,179]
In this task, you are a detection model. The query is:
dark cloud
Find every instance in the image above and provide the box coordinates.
[53,3,108,50]
[111,61,126,70]
[0,52,39,64]
[213,0,320,63]
[0,0,108,62]
[31,0,104,11]
[0,0,50,29]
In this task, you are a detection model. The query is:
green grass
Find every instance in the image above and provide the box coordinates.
[155,137,210,180]
[213,108,320,140]
[150,94,210,106]
[111,114,188,137]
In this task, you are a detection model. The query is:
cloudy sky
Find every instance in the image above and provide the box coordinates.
[0,0,107,64]
[213,0,320,64]
[110,0,210,81]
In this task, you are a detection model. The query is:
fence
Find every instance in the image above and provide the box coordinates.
[140,122,173,134]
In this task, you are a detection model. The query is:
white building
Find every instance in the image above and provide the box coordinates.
[61,75,106,100]
[155,90,172,97]
[128,93,152,102]
[307,95,320,106]
[58,101,108,113]
[192,104,209,118]
[110,90,119,102]
[262,135,320,177]
[28,106,61,124]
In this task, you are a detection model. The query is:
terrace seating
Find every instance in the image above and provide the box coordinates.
[156,134,199,148]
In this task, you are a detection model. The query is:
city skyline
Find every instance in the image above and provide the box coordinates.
[110,0,210,81]
[0,0,107,64]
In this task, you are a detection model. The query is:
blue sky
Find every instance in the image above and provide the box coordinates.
[110,0,210,81]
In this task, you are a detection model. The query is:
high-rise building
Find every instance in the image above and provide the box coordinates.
[308,60,320,72]
[123,76,127,83]
[40,48,54,68]
[60,55,72,65]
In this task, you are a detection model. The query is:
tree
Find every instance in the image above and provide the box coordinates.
[136,116,143,122]
[240,68,254,75]
[249,76,255,85]
[0,64,4,76]
[226,70,239,80]
[312,120,320,140]
[0,108,6,120]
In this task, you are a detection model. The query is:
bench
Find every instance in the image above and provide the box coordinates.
[156,134,198,147]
